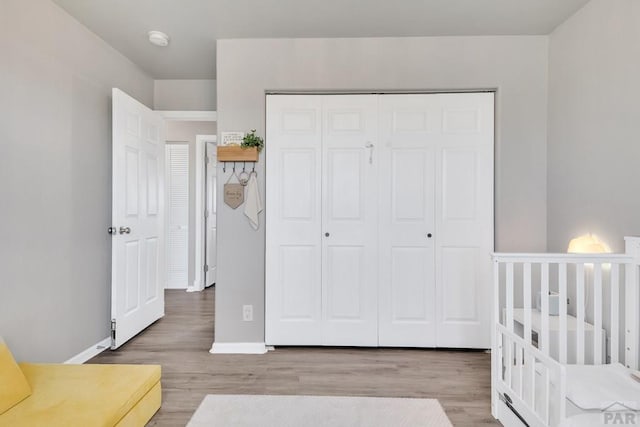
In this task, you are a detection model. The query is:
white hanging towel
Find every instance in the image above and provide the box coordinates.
[244,172,263,230]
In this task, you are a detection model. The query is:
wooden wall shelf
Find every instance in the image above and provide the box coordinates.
[217,146,259,162]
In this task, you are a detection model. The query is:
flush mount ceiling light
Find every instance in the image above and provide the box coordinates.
[148,31,170,47]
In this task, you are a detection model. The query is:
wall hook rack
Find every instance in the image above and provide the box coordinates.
[223,161,256,173]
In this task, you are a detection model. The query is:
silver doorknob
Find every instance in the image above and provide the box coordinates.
[119,226,131,234]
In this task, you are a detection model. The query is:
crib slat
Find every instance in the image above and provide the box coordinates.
[594,263,603,364]
[576,263,585,365]
[558,263,568,364]
[523,263,532,346]
[558,366,567,422]
[625,263,639,369]
[492,260,500,415]
[497,330,504,385]
[540,263,550,356]
[517,346,523,398]
[506,337,513,389]
[505,263,514,388]
[611,264,620,364]
[527,352,536,409]
[506,263,514,333]
[544,367,550,425]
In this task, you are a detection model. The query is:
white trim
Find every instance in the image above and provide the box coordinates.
[191,135,217,292]
[209,342,268,354]
[158,111,217,122]
[64,337,111,364]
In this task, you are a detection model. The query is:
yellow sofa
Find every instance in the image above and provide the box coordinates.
[0,338,161,427]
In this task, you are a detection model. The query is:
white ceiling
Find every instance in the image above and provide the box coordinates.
[52,0,590,79]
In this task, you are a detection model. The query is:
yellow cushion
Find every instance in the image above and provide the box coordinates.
[0,337,32,414]
[0,363,160,427]
[115,381,161,427]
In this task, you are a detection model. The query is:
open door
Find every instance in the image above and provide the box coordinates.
[111,88,166,349]
[205,142,217,286]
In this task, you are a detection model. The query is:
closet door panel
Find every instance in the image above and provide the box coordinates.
[327,149,363,221]
[441,247,479,322]
[326,245,364,319]
[391,247,431,320]
[266,95,323,345]
[435,93,494,349]
[280,245,317,319]
[321,95,378,346]
[378,94,438,347]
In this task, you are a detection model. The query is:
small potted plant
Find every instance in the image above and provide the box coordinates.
[241,129,264,152]
[217,129,263,161]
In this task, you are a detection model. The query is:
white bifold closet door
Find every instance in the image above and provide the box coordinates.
[266,92,493,349]
[165,144,189,289]
[321,95,379,346]
[265,94,379,346]
[378,93,494,348]
[265,95,323,344]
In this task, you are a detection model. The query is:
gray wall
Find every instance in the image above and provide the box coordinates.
[547,0,640,253]
[215,36,549,343]
[154,79,217,111]
[166,121,218,290]
[0,0,153,362]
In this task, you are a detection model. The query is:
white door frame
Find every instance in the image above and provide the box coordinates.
[193,134,217,292]
[158,111,216,293]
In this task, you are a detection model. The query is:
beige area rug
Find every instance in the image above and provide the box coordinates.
[187,394,453,427]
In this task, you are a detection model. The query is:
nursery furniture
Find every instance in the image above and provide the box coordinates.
[492,236,640,427]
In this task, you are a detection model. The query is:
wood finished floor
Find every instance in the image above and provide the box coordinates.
[90,288,498,427]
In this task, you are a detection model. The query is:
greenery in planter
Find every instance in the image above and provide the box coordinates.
[241,129,264,152]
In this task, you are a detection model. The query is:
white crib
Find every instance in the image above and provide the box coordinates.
[492,237,640,427]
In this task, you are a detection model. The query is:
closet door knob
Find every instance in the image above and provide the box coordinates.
[427,233,432,238]
[325,232,330,237]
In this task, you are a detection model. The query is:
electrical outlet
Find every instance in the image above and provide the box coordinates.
[242,305,253,321]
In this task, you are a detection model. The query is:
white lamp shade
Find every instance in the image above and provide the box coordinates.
[567,234,611,254]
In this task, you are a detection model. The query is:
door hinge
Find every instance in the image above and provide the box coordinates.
[110,319,116,346]
[205,209,209,218]
[205,156,210,164]
[204,265,209,272]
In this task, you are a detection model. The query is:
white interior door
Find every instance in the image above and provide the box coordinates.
[205,142,217,286]
[265,95,323,345]
[165,144,189,289]
[378,95,437,347]
[111,88,165,349]
[321,95,379,346]
[434,92,494,348]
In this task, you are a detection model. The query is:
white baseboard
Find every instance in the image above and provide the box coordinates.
[64,337,110,364]
[210,342,268,354]
[165,284,188,290]
[187,280,204,293]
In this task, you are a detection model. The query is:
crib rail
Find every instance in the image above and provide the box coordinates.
[492,246,640,426]
[495,324,566,427]
[493,252,637,368]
